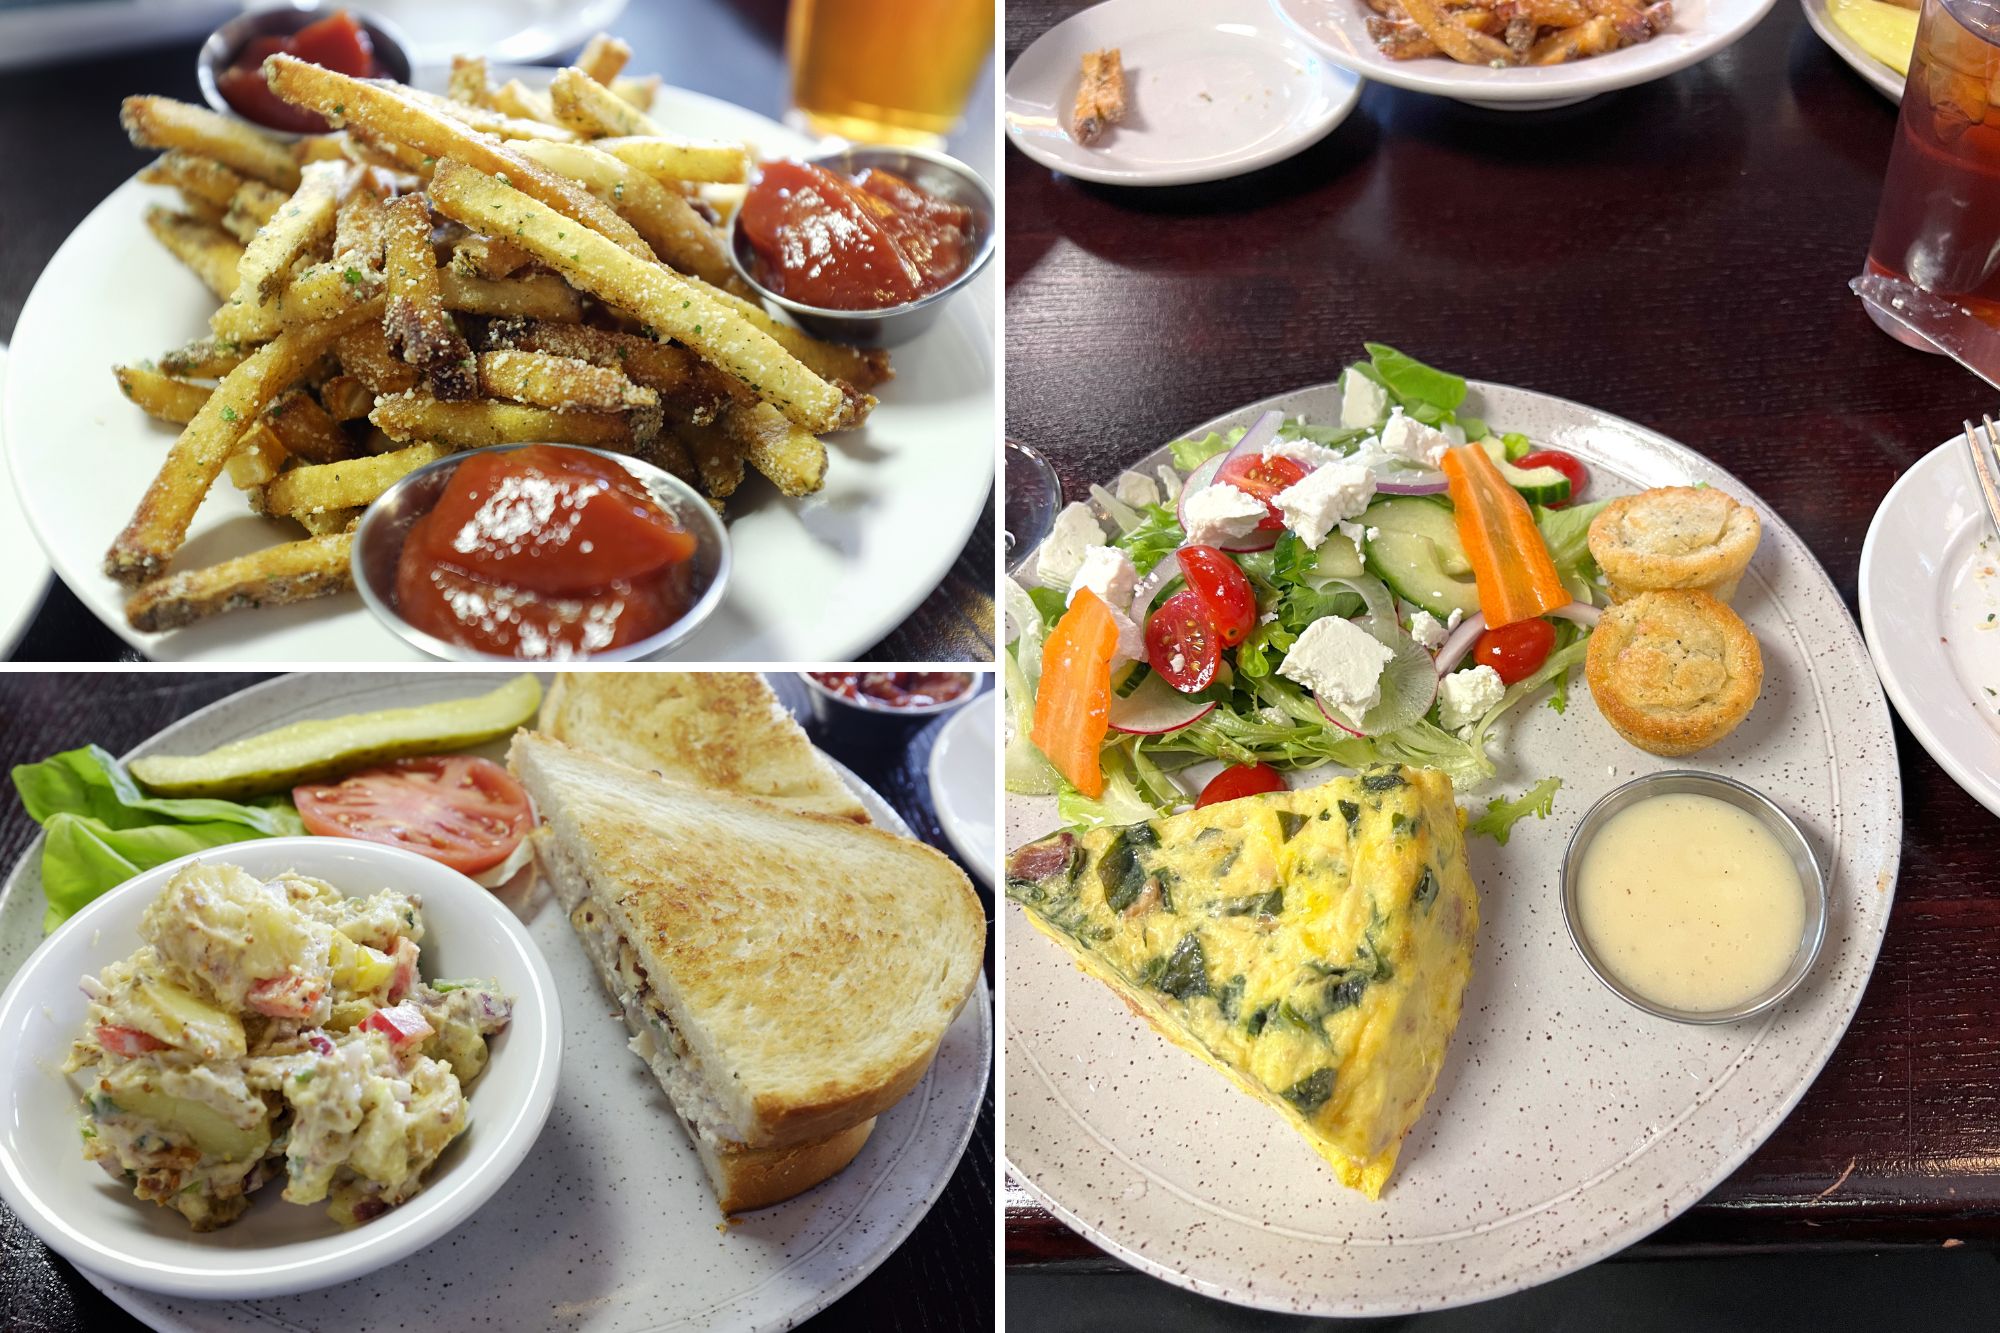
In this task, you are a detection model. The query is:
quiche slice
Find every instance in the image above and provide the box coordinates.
[1006,765,1478,1198]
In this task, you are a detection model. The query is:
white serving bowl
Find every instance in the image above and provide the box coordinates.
[0,837,562,1300]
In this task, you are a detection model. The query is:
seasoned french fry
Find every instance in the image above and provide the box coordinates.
[439,268,583,320]
[427,158,845,432]
[115,365,212,424]
[577,33,631,84]
[104,296,384,585]
[383,193,477,401]
[1072,49,1127,145]
[281,262,384,327]
[144,207,243,300]
[222,179,289,243]
[675,420,745,499]
[719,399,827,498]
[492,79,559,126]
[120,95,300,190]
[1585,0,1654,41]
[159,335,250,379]
[636,429,695,483]
[549,66,662,138]
[371,390,652,449]
[232,160,351,305]
[295,507,362,536]
[344,129,435,178]
[319,373,376,421]
[139,150,244,208]
[699,285,892,395]
[513,139,744,293]
[1529,14,1619,61]
[610,75,661,112]
[1399,0,1522,63]
[226,425,289,490]
[482,318,712,402]
[294,134,349,164]
[1524,0,1592,25]
[263,54,656,261]
[588,135,749,185]
[451,233,535,279]
[333,170,392,271]
[476,349,658,411]
[262,389,357,464]
[263,443,444,517]
[124,532,354,632]
[398,84,580,142]
[335,324,421,395]
[449,55,494,108]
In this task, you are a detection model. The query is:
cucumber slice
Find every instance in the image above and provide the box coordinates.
[1311,532,1365,580]
[1477,438,1570,505]
[129,674,543,799]
[1361,497,1481,621]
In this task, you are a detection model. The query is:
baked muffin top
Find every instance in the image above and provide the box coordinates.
[1585,589,1762,755]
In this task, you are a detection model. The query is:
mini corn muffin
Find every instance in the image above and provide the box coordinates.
[1585,589,1762,756]
[1587,486,1761,604]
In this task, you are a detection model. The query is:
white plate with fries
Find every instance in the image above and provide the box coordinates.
[1006,0,1362,186]
[1272,0,1781,109]
[3,58,994,662]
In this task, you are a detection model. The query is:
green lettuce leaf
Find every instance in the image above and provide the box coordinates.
[1365,343,1467,414]
[1114,502,1187,576]
[1468,776,1562,844]
[1169,429,1239,471]
[1533,499,1609,589]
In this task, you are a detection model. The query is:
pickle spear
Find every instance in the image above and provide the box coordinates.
[129,675,542,798]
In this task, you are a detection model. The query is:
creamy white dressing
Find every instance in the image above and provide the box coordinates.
[1575,793,1804,1014]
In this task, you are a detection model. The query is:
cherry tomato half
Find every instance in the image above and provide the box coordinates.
[1145,590,1221,693]
[1216,454,1307,530]
[1177,545,1257,647]
[1472,616,1557,685]
[295,755,532,875]
[1516,449,1588,508]
[1196,763,1289,808]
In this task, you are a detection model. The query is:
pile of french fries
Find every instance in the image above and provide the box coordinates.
[106,33,891,634]
[1363,0,1672,65]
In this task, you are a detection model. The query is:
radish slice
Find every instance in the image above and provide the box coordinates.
[1312,637,1438,738]
[1434,602,1599,675]
[1128,560,1181,623]
[1108,670,1217,735]
[1552,602,1601,628]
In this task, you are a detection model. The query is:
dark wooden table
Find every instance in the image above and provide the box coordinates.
[1005,0,2000,1275]
[0,0,994,663]
[0,671,994,1332]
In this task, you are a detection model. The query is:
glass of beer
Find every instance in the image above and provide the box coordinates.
[1861,0,2000,349]
[786,0,995,147]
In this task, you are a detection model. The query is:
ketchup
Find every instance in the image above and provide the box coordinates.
[738,161,974,310]
[808,672,974,708]
[393,446,700,659]
[217,10,381,134]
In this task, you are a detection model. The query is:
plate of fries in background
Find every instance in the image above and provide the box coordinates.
[2,36,994,661]
[1272,0,1780,108]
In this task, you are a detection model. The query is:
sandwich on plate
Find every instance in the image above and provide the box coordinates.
[509,730,985,1212]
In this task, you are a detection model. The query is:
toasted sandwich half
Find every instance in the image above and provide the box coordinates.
[509,732,986,1212]
[538,671,869,822]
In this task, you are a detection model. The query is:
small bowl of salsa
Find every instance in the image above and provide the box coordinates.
[198,5,412,138]
[352,443,730,662]
[727,146,995,348]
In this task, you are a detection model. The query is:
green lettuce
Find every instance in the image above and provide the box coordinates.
[11,745,303,933]
[1169,428,1240,471]
[1114,502,1187,576]
[1364,343,1466,413]
[1468,776,1562,845]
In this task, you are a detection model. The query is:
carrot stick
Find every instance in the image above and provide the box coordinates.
[1440,444,1569,627]
[1031,589,1120,797]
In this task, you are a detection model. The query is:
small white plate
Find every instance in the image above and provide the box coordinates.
[1005,0,1362,186]
[1272,0,1779,110]
[360,0,628,66]
[0,346,54,657]
[929,693,997,884]
[0,837,563,1300]
[1800,0,1906,103]
[1859,437,2000,816]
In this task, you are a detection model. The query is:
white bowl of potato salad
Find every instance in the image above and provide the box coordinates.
[0,837,560,1299]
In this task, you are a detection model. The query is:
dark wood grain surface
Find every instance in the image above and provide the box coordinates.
[1005,0,2000,1269]
[0,672,995,1331]
[0,0,995,664]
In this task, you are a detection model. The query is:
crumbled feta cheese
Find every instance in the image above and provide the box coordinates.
[1182,482,1268,546]
[1039,502,1106,584]
[1067,545,1138,610]
[1262,437,1346,470]
[1366,526,1380,541]
[1107,607,1146,666]
[1340,369,1389,430]
[1337,521,1367,549]
[1438,665,1506,732]
[1277,618,1395,726]
[1407,610,1446,649]
[1446,607,1464,631]
[1169,651,1186,675]
[1113,470,1160,508]
[1274,462,1375,548]
[1378,409,1453,467]
[1258,611,1277,624]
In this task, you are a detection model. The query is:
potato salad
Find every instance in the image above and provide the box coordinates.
[67,861,513,1230]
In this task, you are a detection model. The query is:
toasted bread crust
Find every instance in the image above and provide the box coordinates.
[1585,589,1762,756]
[1587,486,1760,604]
[700,1120,876,1214]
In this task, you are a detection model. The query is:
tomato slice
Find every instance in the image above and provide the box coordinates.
[1216,454,1307,530]
[294,756,532,875]
[96,1025,168,1058]
[1145,590,1221,692]
[1516,449,1588,508]
[1177,545,1257,647]
[1196,763,1288,808]
[360,1003,435,1050]
[1472,616,1558,685]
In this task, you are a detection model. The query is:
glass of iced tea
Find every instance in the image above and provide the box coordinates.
[785,0,995,147]
[1862,0,2000,349]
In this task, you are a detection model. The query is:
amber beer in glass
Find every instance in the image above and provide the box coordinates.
[786,0,995,146]
[1864,0,2000,346]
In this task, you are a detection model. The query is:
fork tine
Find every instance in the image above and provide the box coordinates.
[1965,417,2000,539]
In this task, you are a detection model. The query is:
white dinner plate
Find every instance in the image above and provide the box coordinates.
[0,673,991,1333]
[1004,378,1902,1315]
[4,86,994,663]
[1005,0,1362,186]
[929,691,998,885]
[1271,0,1781,110]
[0,346,54,657]
[367,0,628,66]
[1799,0,1907,102]
[1859,437,2000,816]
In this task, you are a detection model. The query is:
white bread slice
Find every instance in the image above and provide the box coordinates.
[538,672,868,822]
[511,732,985,1158]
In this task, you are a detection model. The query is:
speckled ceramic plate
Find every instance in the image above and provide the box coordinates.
[0,673,990,1333]
[1004,379,1902,1315]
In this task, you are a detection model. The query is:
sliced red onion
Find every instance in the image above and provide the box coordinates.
[1433,601,1600,675]
[1108,671,1216,735]
[1373,473,1450,496]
